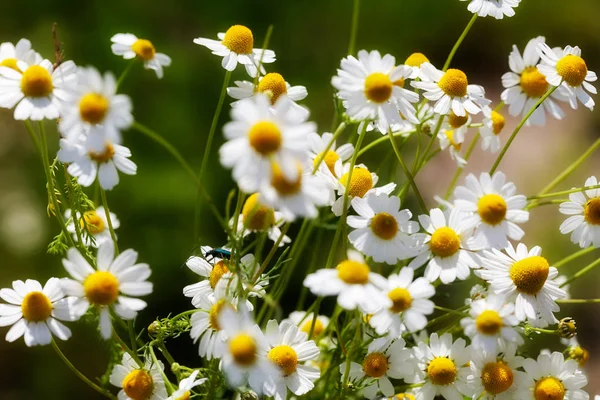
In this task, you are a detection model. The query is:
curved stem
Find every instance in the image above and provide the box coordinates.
[347,0,361,56]
[529,184,600,201]
[251,222,290,282]
[444,132,479,199]
[116,60,136,90]
[99,187,119,255]
[112,327,143,366]
[561,257,600,287]
[554,247,595,270]
[149,344,175,394]
[312,122,347,174]
[253,25,274,88]
[557,298,600,304]
[388,130,426,212]
[443,14,477,71]
[357,130,414,157]
[434,305,469,317]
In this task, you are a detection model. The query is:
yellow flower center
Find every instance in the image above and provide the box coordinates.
[242,193,275,231]
[568,346,589,367]
[20,65,53,97]
[248,121,282,155]
[405,52,429,67]
[84,271,120,305]
[364,72,393,103]
[338,167,373,198]
[388,288,412,313]
[79,93,109,124]
[337,260,370,284]
[209,261,230,289]
[175,391,191,400]
[393,77,405,88]
[444,130,461,151]
[481,361,514,395]
[257,73,287,104]
[427,357,457,386]
[477,194,507,226]
[268,344,298,376]
[534,377,565,400]
[313,150,340,176]
[79,211,105,234]
[209,300,231,330]
[21,291,52,322]
[509,256,550,295]
[491,111,505,135]
[556,55,588,87]
[393,394,416,400]
[363,352,389,378]
[475,310,503,335]
[229,333,257,366]
[271,162,302,196]
[0,57,20,71]
[520,67,549,98]
[438,69,468,97]
[371,212,398,240]
[89,144,115,164]
[122,369,154,400]
[429,227,461,258]
[222,25,254,54]
[131,39,156,61]
[584,198,600,225]
[300,318,324,336]
[448,112,469,129]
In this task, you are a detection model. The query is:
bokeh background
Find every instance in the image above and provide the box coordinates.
[1,0,599,398]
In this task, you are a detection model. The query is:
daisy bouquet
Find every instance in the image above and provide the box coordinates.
[2,1,600,399]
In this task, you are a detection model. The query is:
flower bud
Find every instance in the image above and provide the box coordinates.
[558,317,577,339]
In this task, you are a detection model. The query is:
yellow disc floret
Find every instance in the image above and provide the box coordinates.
[337,260,370,284]
[222,25,254,54]
[257,73,287,104]
[313,150,340,176]
[444,130,461,151]
[89,144,115,164]
[248,121,282,155]
[568,346,589,367]
[271,163,302,195]
[388,288,412,313]
[0,57,20,71]
[584,198,600,225]
[477,194,507,226]
[339,167,373,198]
[229,333,257,366]
[509,256,550,295]
[21,291,52,322]
[371,212,399,240]
[21,65,53,97]
[438,69,468,98]
[427,357,457,386]
[242,193,275,230]
[300,318,324,336]
[363,352,389,378]
[79,93,109,124]
[80,211,105,234]
[122,369,154,400]
[475,310,503,335]
[556,55,588,87]
[448,112,469,129]
[491,111,505,135]
[131,39,156,61]
[534,377,565,400]
[481,361,514,395]
[393,394,416,400]
[209,261,230,289]
[429,227,461,258]
[84,271,120,305]
[209,300,231,330]
[520,67,549,98]
[405,52,429,67]
[268,345,298,376]
[364,72,393,103]
[175,391,191,400]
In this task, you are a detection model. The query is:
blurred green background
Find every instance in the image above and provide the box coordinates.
[1,0,600,398]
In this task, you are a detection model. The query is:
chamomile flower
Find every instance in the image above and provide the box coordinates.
[58,67,133,144]
[559,176,600,248]
[189,288,234,360]
[194,25,276,77]
[409,208,480,284]
[0,58,76,120]
[461,0,521,19]
[412,63,490,116]
[303,250,391,313]
[0,38,41,71]
[522,351,589,400]
[65,206,119,248]
[262,320,320,400]
[57,135,137,190]
[537,43,597,111]
[480,107,506,153]
[404,52,431,80]
[332,50,419,134]
[368,267,435,336]
[452,172,529,248]
[285,311,330,338]
[110,34,171,79]
[109,353,167,400]
[60,241,153,339]
[476,243,566,326]
[348,193,418,264]
[341,337,415,399]
[307,132,354,178]
[460,294,523,353]
[220,94,315,193]
[0,278,77,346]
[468,347,530,400]
[411,332,472,400]
[167,370,207,400]
[233,193,291,247]
[501,37,567,126]
[438,127,467,167]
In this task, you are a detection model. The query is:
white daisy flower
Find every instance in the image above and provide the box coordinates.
[340,337,415,399]
[189,289,234,361]
[219,94,315,193]
[501,37,567,126]
[409,208,480,284]
[0,278,77,346]
[262,320,320,400]
[460,294,523,354]
[65,206,119,248]
[58,66,133,144]
[452,171,529,248]
[404,52,432,80]
[411,332,472,400]
[537,42,597,111]
[438,126,467,167]
[57,135,137,190]
[0,58,76,120]
[110,34,171,79]
[307,131,354,178]
[193,25,275,78]
[522,351,589,400]
[348,193,418,264]
[476,243,567,326]
[369,267,435,336]
[109,353,167,400]
[331,50,419,134]
[167,370,207,400]
[0,38,41,71]
[461,0,521,19]
[412,63,490,116]
[303,250,391,313]
[480,106,506,153]
[559,176,600,248]
[285,311,330,338]
[232,193,291,247]
[60,241,153,339]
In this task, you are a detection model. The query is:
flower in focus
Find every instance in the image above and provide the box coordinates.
[111,33,171,78]
[522,351,588,400]
[559,176,600,248]
[461,0,521,19]
[65,206,119,248]
[480,106,506,153]
[167,370,207,400]
[109,353,167,400]
[0,38,41,70]
[285,311,330,338]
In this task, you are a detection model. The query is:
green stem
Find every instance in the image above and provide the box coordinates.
[99,187,119,255]
[116,60,136,90]
[388,130,426,212]
[557,298,600,304]
[157,341,176,367]
[417,117,444,173]
[529,184,600,200]
[24,120,42,154]
[561,257,600,287]
[251,222,290,282]
[434,305,469,317]
[312,122,347,174]
[444,132,480,199]
[554,247,595,269]
[443,14,477,71]
[347,0,360,56]
[253,25,274,88]
[112,328,142,366]
[149,344,175,394]
[63,167,86,251]
[526,199,567,208]
[357,130,413,157]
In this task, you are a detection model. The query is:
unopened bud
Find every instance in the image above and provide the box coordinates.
[240,391,259,400]
[568,346,589,367]
[147,321,161,335]
[558,317,577,339]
